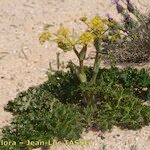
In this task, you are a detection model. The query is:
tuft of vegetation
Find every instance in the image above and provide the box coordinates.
[1,67,150,149]
[1,86,82,150]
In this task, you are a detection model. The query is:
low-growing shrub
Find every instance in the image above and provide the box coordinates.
[80,75,150,130]
[1,67,150,149]
[1,86,82,150]
[97,67,150,101]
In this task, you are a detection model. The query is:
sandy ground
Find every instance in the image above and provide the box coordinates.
[0,0,150,149]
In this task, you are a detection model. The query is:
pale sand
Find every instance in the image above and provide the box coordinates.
[0,0,150,149]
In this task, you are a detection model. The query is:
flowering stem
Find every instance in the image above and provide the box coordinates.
[90,37,101,85]
[73,46,87,83]
[73,46,79,58]
[90,52,101,85]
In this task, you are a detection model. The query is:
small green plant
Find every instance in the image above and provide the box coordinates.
[1,3,150,149]
[39,15,122,106]
[1,67,150,150]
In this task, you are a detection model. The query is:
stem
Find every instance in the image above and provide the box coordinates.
[79,45,87,71]
[73,46,80,58]
[49,61,55,72]
[56,52,60,70]
[90,52,101,85]
[78,45,87,83]
[90,37,101,85]
[73,45,87,83]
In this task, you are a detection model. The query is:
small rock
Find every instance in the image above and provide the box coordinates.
[1,76,5,79]
[142,87,148,91]
[100,135,105,140]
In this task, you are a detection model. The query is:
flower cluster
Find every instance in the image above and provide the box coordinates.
[79,32,93,45]
[39,16,121,52]
[39,31,51,44]
[57,26,70,37]
[88,16,106,35]
[56,26,73,52]
[57,39,73,52]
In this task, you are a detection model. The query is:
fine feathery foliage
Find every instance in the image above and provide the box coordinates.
[80,81,150,131]
[1,86,83,150]
[1,67,150,149]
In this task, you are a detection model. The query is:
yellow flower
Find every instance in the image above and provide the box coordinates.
[89,16,105,32]
[56,27,74,52]
[56,36,73,52]
[79,32,93,45]
[57,26,70,37]
[57,40,72,52]
[39,31,51,44]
